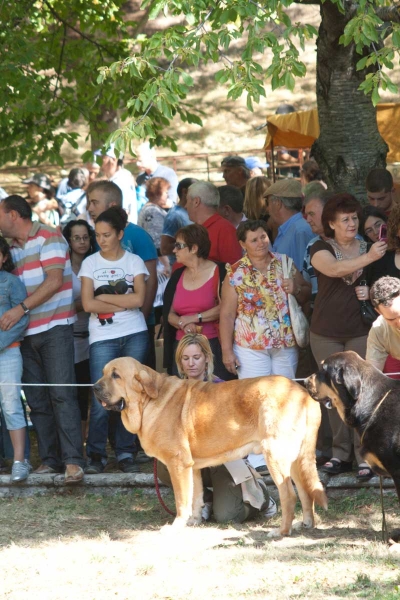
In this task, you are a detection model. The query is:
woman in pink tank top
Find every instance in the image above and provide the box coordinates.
[164,224,234,380]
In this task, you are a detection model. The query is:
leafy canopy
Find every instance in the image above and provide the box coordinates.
[1,0,400,165]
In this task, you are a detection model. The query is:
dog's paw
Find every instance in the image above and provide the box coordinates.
[187,516,202,527]
[292,520,314,531]
[170,517,189,530]
[267,527,290,539]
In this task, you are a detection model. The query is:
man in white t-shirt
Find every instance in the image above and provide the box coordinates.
[367,276,400,370]
[95,145,138,224]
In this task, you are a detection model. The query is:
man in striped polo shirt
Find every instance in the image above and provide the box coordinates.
[0,196,84,482]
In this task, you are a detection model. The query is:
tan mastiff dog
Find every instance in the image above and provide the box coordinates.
[93,357,327,537]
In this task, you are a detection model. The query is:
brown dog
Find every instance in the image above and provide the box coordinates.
[93,358,327,536]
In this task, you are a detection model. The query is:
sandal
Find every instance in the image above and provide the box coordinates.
[357,464,374,481]
[321,458,353,475]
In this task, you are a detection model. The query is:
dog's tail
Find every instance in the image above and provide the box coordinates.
[297,397,328,510]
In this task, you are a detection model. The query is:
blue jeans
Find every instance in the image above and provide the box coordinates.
[0,346,30,460]
[0,346,26,430]
[87,330,149,462]
[21,325,84,469]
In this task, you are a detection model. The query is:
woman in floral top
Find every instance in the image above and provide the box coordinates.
[219,220,311,471]
[220,220,310,380]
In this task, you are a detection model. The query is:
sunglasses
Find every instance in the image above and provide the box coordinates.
[174,242,188,250]
[72,235,90,242]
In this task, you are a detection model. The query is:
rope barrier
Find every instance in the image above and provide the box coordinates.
[1,372,400,386]
[0,383,93,387]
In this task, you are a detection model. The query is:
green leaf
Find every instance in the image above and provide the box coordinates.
[371,86,380,106]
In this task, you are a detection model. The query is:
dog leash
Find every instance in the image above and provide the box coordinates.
[153,459,176,516]
[379,476,389,543]
[360,390,391,444]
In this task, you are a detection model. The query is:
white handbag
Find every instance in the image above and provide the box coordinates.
[281,254,310,349]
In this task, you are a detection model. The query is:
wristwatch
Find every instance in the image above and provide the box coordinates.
[20,302,30,315]
[197,313,203,323]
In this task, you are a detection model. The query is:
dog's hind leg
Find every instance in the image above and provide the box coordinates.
[189,468,203,526]
[290,460,315,529]
[263,444,297,538]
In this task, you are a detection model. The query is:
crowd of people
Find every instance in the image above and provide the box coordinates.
[0,147,399,522]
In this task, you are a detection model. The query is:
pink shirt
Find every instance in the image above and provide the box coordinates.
[173,269,219,340]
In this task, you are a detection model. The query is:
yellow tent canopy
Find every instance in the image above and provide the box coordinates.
[263,103,400,164]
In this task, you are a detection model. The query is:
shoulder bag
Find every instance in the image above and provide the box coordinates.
[281,254,310,349]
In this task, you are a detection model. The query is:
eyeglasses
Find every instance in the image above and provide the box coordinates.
[72,235,90,242]
[173,242,188,250]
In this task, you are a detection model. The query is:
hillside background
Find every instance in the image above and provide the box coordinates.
[1,3,399,192]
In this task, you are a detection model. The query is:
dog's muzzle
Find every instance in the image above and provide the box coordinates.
[304,375,333,409]
[304,374,317,397]
[93,382,126,412]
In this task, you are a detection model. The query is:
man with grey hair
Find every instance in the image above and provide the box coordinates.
[266,179,314,270]
[186,181,242,263]
[221,155,250,194]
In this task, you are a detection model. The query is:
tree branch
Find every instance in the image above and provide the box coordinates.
[52,23,66,101]
[376,4,400,23]
[292,0,322,5]
[42,0,119,61]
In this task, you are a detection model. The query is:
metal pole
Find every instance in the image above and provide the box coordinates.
[271,140,276,182]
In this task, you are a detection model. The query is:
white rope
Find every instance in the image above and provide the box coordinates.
[1,372,400,387]
[0,383,93,387]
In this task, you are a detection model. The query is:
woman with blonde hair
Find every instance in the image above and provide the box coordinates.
[174,332,217,381]
[243,176,271,220]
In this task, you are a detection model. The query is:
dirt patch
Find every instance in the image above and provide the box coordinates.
[1,489,400,599]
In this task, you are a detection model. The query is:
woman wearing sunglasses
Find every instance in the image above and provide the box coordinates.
[163,224,233,379]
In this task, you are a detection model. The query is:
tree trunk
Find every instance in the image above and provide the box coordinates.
[312,0,387,201]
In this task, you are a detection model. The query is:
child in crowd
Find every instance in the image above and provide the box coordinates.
[0,237,31,482]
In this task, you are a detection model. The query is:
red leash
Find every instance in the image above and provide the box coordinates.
[153,459,176,516]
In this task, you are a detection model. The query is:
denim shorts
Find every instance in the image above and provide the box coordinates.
[0,346,26,430]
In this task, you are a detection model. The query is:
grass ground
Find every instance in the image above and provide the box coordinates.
[2,485,400,599]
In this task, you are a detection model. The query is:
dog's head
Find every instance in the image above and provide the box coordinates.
[93,357,162,432]
[305,351,364,419]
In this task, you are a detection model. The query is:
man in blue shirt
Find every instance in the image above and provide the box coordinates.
[266,179,314,271]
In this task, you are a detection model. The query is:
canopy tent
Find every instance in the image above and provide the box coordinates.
[263,103,400,164]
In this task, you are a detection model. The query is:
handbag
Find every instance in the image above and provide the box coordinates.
[358,281,377,326]
[360,300,377,326]
[281,254,310,349]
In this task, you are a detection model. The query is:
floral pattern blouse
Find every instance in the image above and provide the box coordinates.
[227,253,297,350]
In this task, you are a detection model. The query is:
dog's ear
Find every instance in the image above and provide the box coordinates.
[331,363,361,400]
[130,376,144,394]
[134,369,159,399]
[342,364,362,400]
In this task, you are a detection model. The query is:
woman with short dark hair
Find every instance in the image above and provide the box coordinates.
[163,223,230,379]
[310,193,387,478]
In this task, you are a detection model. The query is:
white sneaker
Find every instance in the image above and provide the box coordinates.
[11,460,32,483]
[262,497,277,519]
[201,501,213,521]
